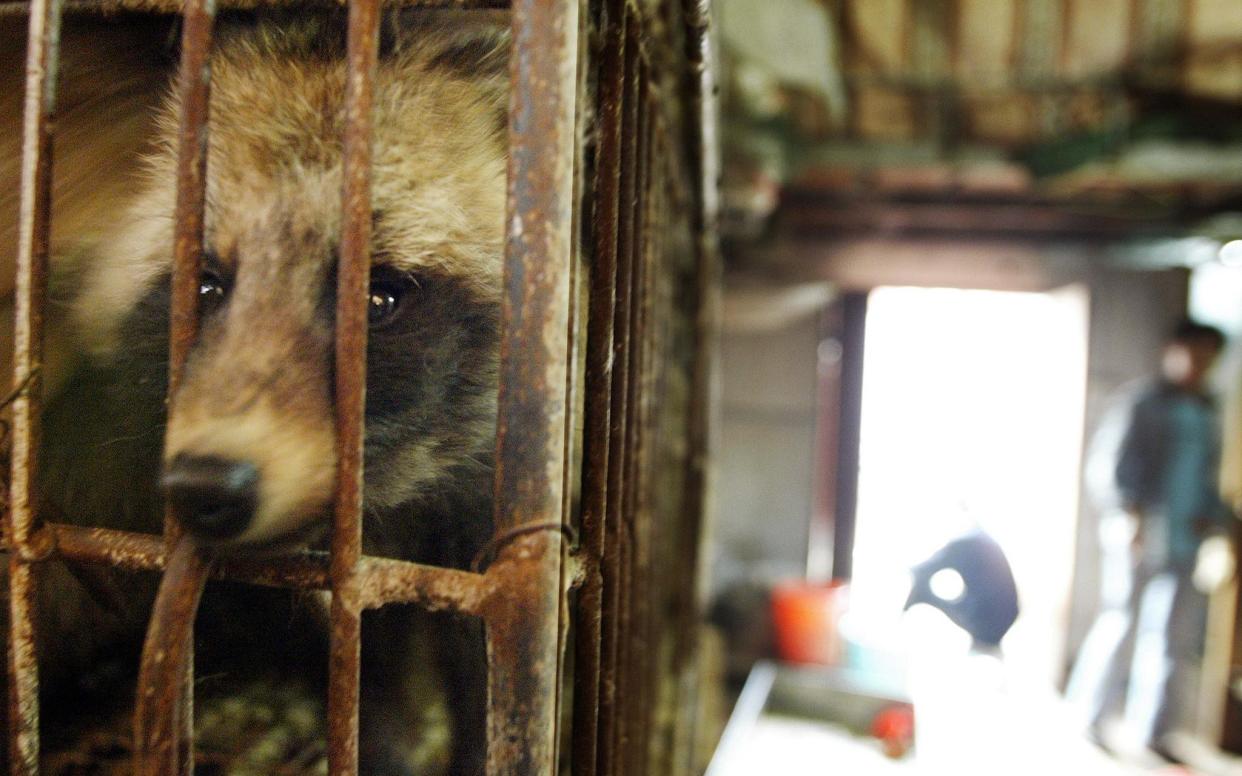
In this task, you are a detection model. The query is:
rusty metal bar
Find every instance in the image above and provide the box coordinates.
[52,523,487,611]
[0,0,510,12]
[668,4,719,769]
[167,0,214,402]
[356,557,487,612]
[5,503,39,774]
[615,67,653,776]
[645,114,686,774]
[9,0,56,566]
[8,0,61,770]
[49,525,168,573]
[629,94,659,773]
[610,289,634,772]
[3,3,721,774]
[648,151,675,772]
[615,64,652,775]
[488,2,577,538]
[595,14,641,774]
[133,538,213,776]
[554,0,591,748]
[52,523,327,587]
[480,0,578,773]
[570,1,627,773]
[328,0,380,771]
[159,2,216,770]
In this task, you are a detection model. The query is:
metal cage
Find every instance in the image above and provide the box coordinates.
[5,0,718,772]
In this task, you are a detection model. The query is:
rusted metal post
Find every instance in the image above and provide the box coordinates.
[160,1,216,770]
[669,4,719,769]
[571,2,627,773]
[481,0,579,773]
[6,2,721,774]
[167,0,214,398]
[627,99,658,773]
[8,0,61,771]
[328,0,380,772]
[612,62,653,776]
[133,539,213,776]
[595,18,641,774]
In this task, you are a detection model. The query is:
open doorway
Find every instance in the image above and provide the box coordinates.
[844,285,1090,686]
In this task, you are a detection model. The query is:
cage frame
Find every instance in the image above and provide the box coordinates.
[6,0,718,772]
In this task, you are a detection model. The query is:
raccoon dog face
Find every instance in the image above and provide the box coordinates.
[70,18,509,547]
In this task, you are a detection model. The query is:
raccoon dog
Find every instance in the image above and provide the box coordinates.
[24,12,509,774]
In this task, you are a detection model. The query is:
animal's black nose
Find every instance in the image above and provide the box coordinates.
[162,454,259,540]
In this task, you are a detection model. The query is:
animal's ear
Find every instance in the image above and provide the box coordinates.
[382,12,510,136]
[385,11,509,81]
[420,20,511,137]
[425,24,510,84]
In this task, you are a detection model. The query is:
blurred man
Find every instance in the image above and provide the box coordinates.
[1067,319,1231,762]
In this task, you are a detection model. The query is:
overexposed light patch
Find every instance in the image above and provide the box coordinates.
[843,286,1089,686]
[1191,262,1242,336]
[1219,239,1242,268]
[709,715,913,776]
[928,568,966,603]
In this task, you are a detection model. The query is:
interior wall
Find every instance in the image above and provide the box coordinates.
[711,253,1194,680]
[710,312,822,595]
[1062,266,1191,676]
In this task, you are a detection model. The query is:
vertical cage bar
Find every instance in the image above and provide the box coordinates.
[8,0,62,770]
[669,5,719,768]
[482,0,578,773]
[647,131,681,773]
[571,2,627,773]
[164,2,215,770]
[329,0,380,773]
[616,67,652,774]
[167,0,215,399]
[596,17,640,774]
[629,107,659,773]
[4,564,38,776]
[133,540,213,776]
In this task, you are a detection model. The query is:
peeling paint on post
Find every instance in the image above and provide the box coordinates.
[327,0,380,772]
[8,0,720,773]
[482,0,579,773]
[9,0,61,770]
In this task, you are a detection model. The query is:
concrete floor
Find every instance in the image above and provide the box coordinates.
[708,653,1242,775]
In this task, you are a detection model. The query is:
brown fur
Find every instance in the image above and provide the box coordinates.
[82,17,509,545]
[0,14,175,398]
[16,13,513,774]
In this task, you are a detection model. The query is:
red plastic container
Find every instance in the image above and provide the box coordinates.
[770,580,847,665]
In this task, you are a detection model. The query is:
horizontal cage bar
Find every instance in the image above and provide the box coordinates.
[4,0,719,772]
[0,0,508,15]
[43,523,489,612]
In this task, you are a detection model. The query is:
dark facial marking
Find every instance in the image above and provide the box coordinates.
[427,32,508,81]
[198,251,233,317]
[361,267,498,458]
[39,275,173,533]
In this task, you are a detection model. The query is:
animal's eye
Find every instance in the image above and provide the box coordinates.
[368,284,399,328]
[199,268,228,312]
[368,271,415,329]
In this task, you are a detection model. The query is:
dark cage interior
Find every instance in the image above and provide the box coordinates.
[0,0,720,774]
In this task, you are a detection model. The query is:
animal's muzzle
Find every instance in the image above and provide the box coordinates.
[162,453,261,540]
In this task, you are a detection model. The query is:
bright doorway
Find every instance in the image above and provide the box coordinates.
[844,285,1090,686]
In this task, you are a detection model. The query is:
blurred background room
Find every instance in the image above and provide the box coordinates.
[9,0,1242,774]
[702,1,1242,773]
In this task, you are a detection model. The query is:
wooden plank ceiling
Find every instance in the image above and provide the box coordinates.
[719,0,1242,244]
[839,0,1242,145]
